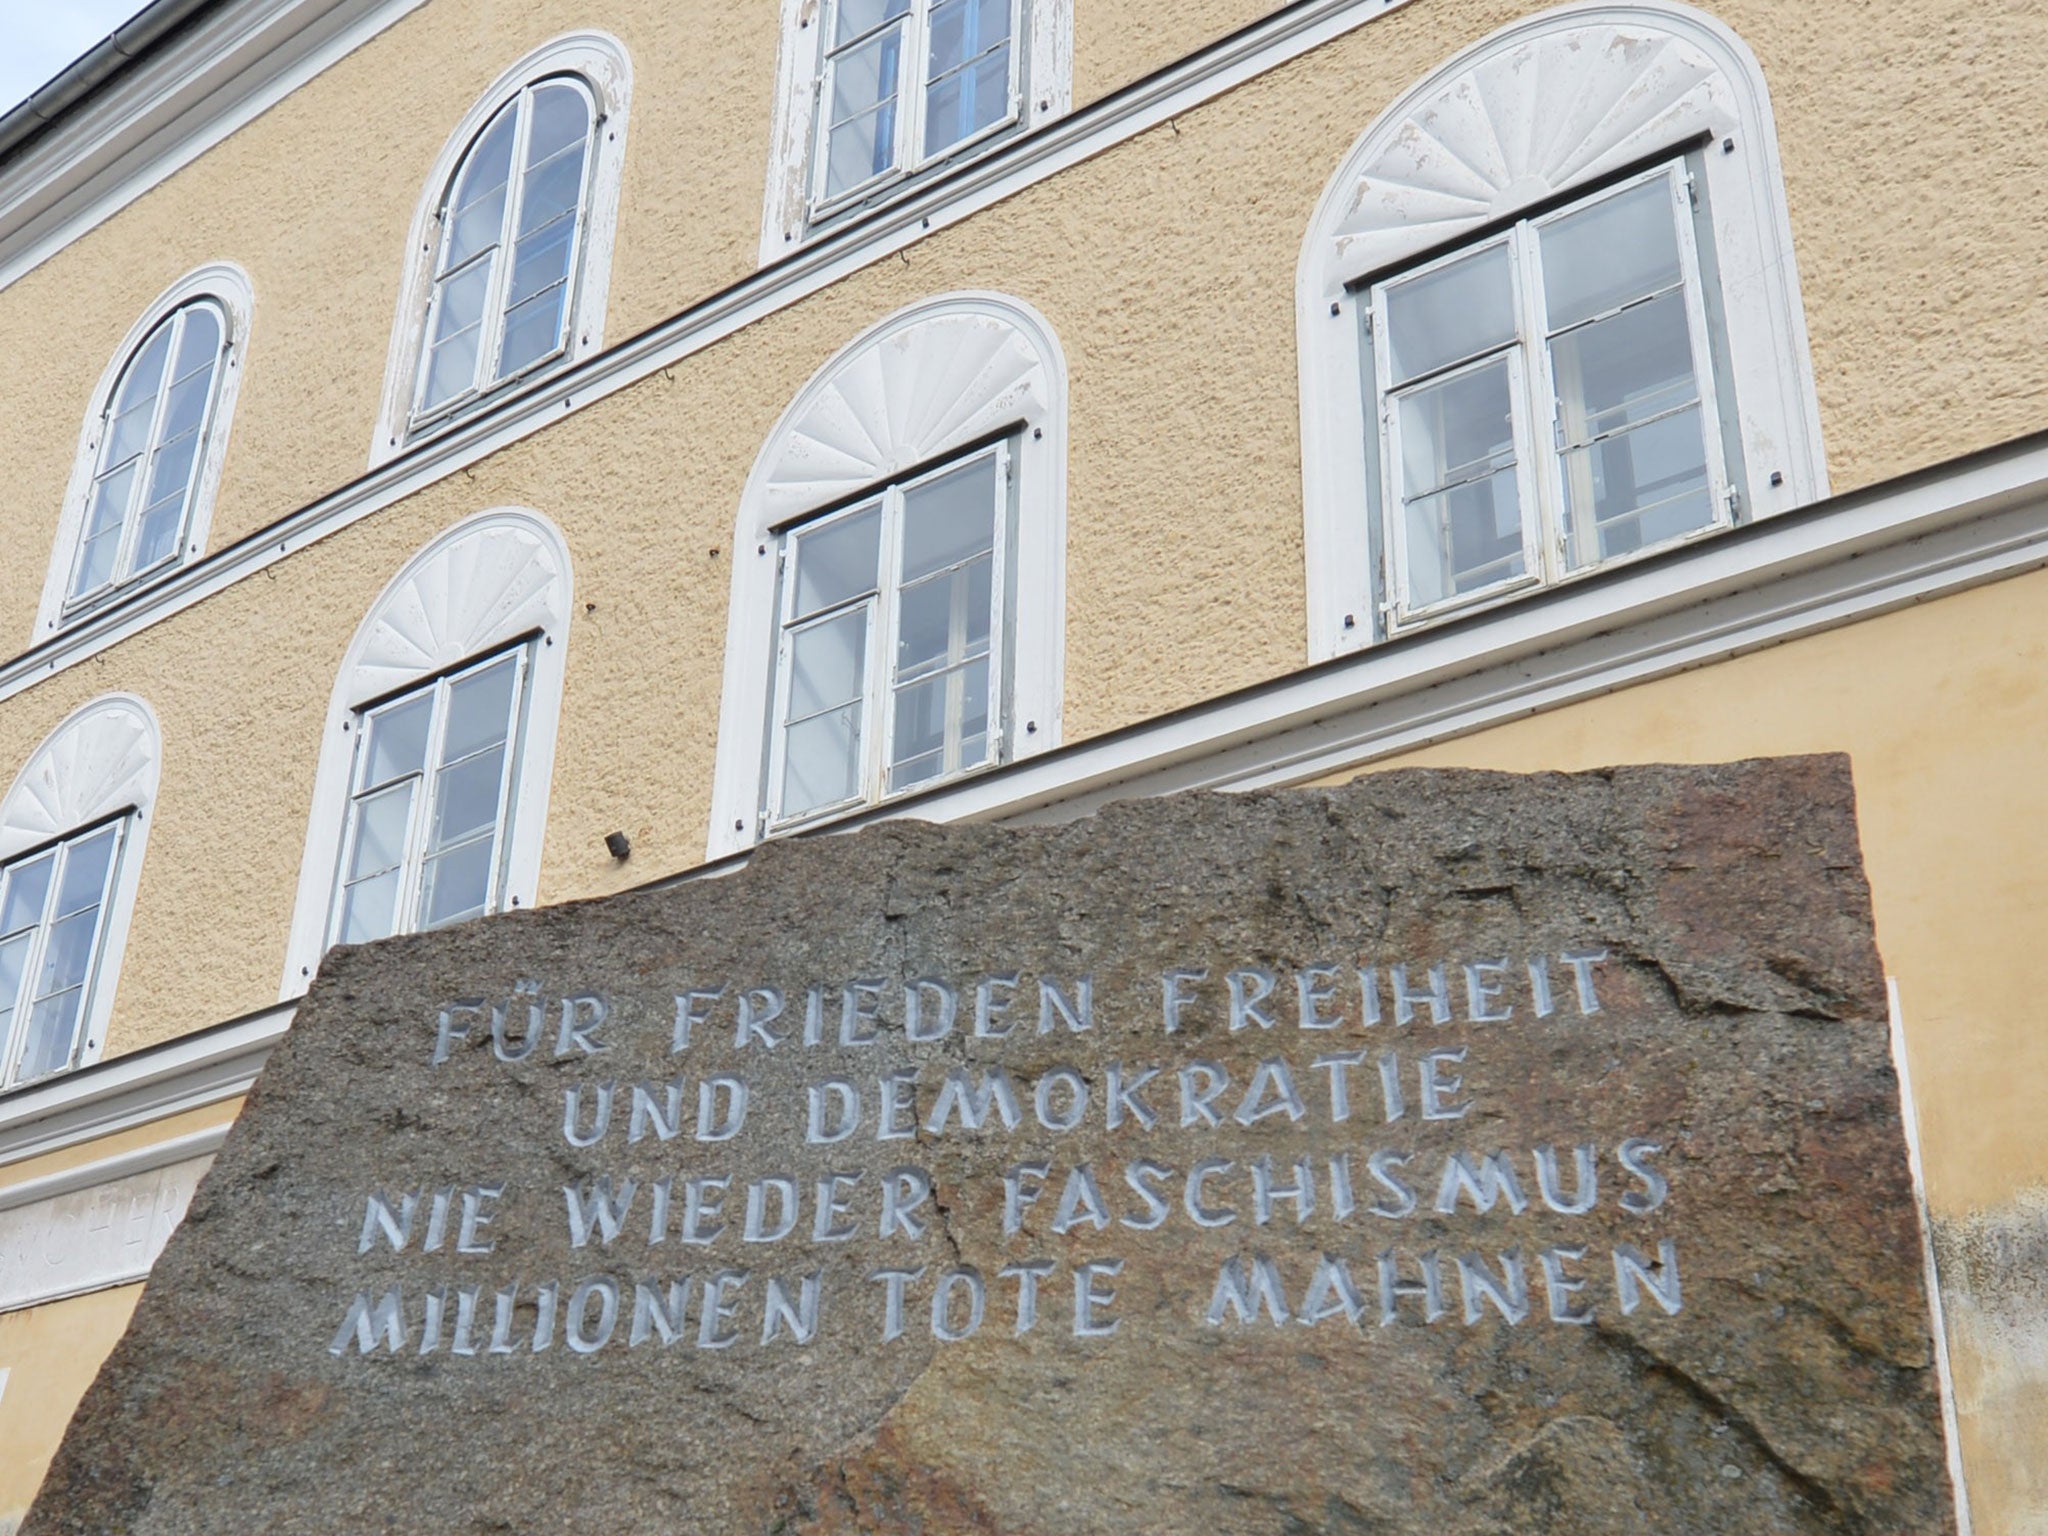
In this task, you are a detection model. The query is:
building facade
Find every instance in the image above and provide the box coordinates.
[0,0,2042,1525]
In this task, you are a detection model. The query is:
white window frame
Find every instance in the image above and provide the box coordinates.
[1297,1,1827,659]
[326,645,534,949]
[810,0,1024,217]
[0,694,161,1087]
[280,510,572,996]
[369,33,631,468]
[35,264,252,643]
[766,440,1014,830]
[1369,163,1733,630]
[0,819,130,1091]
[759,0,1070,258]
[709,292,1066,857]
[409,77,601,433]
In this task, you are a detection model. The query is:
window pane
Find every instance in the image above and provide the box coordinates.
[519,144,588,237]
[72,470,136,596]
[338,868,402,946]
[926,0,1009,76]
[1561,407,1713,567]
[830,26,902,122]
[788,613,870,725]
[0,854,53,938]
[172,305,221,379]
[1551,289,1699,446]
[159,364,215,443]
[788,609,869,720]
[900,454,998,581]
[15,989,83,1083]
[131,489,188,573]
[364,695,433,787]
[0,931,28,1013]
[526,82,591,165]
[431,747,508,849]
[104,376,166,469]
[142,430,201,521]
[1541,177,1684,332]
[422,328,482,412]
[887,654,990,791]
[925,44,1010,157]
[826,102,898,199]
[347,783,416,881]
[443,659,519,762]
[446,111,515,268]
[36,909,101,996]
[793,504,882,615]
[508,216,576,308]
[825,26,903,196]
[1395,358,1524,608]
[54,829,115,917]
[419,839,495,930]
[896,553,992,681]
[1382,243,1516,385]
[1401,470,1525,608]
[1395,359,1516,500]
[782,707,863,816]
[498,289,568,377]
[836,0,912,47]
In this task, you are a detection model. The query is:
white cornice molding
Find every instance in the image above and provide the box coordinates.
[841,436,2048,827]
[0,0,424,296]
[0,0,1423,711]
[0,1122,227,1212]
[0,1003,288,1170]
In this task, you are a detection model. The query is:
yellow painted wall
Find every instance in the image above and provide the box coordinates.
[0,1283,143,1533]
[1317,565,2048,1530]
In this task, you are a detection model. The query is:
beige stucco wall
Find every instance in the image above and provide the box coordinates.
[0,0,1295,647]
[3,0,2047,644]
[1320,565,2048,1531]
[2,0,2047,1056]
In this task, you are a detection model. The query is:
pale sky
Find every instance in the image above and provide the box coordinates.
[0,0,152,118]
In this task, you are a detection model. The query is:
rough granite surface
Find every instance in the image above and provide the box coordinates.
[26,759,1955,1534]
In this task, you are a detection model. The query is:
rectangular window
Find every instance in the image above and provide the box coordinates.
[768,443,1010,827]
[816,0,1020,210]
[1368,164,1729,629]
[330,648,530,948]
[0,820,125,1090]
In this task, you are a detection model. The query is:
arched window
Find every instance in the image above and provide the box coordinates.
[280,510,572,995]
[36,265,251,638]
[708,292,1067,857]
[0,695,161,1088]
[372,35,631,462]
[1295,1,1824,658]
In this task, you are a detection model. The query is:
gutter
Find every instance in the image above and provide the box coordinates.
[0,0,224,167]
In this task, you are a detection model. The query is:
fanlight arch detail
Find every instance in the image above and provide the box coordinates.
[280,509,573,995]
[755,305,1055,522]
[708,292,1068,859]
[1296,0,1826,661]
[0,695,160,863]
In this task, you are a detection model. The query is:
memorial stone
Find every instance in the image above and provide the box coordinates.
[26,758,1956,1533]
